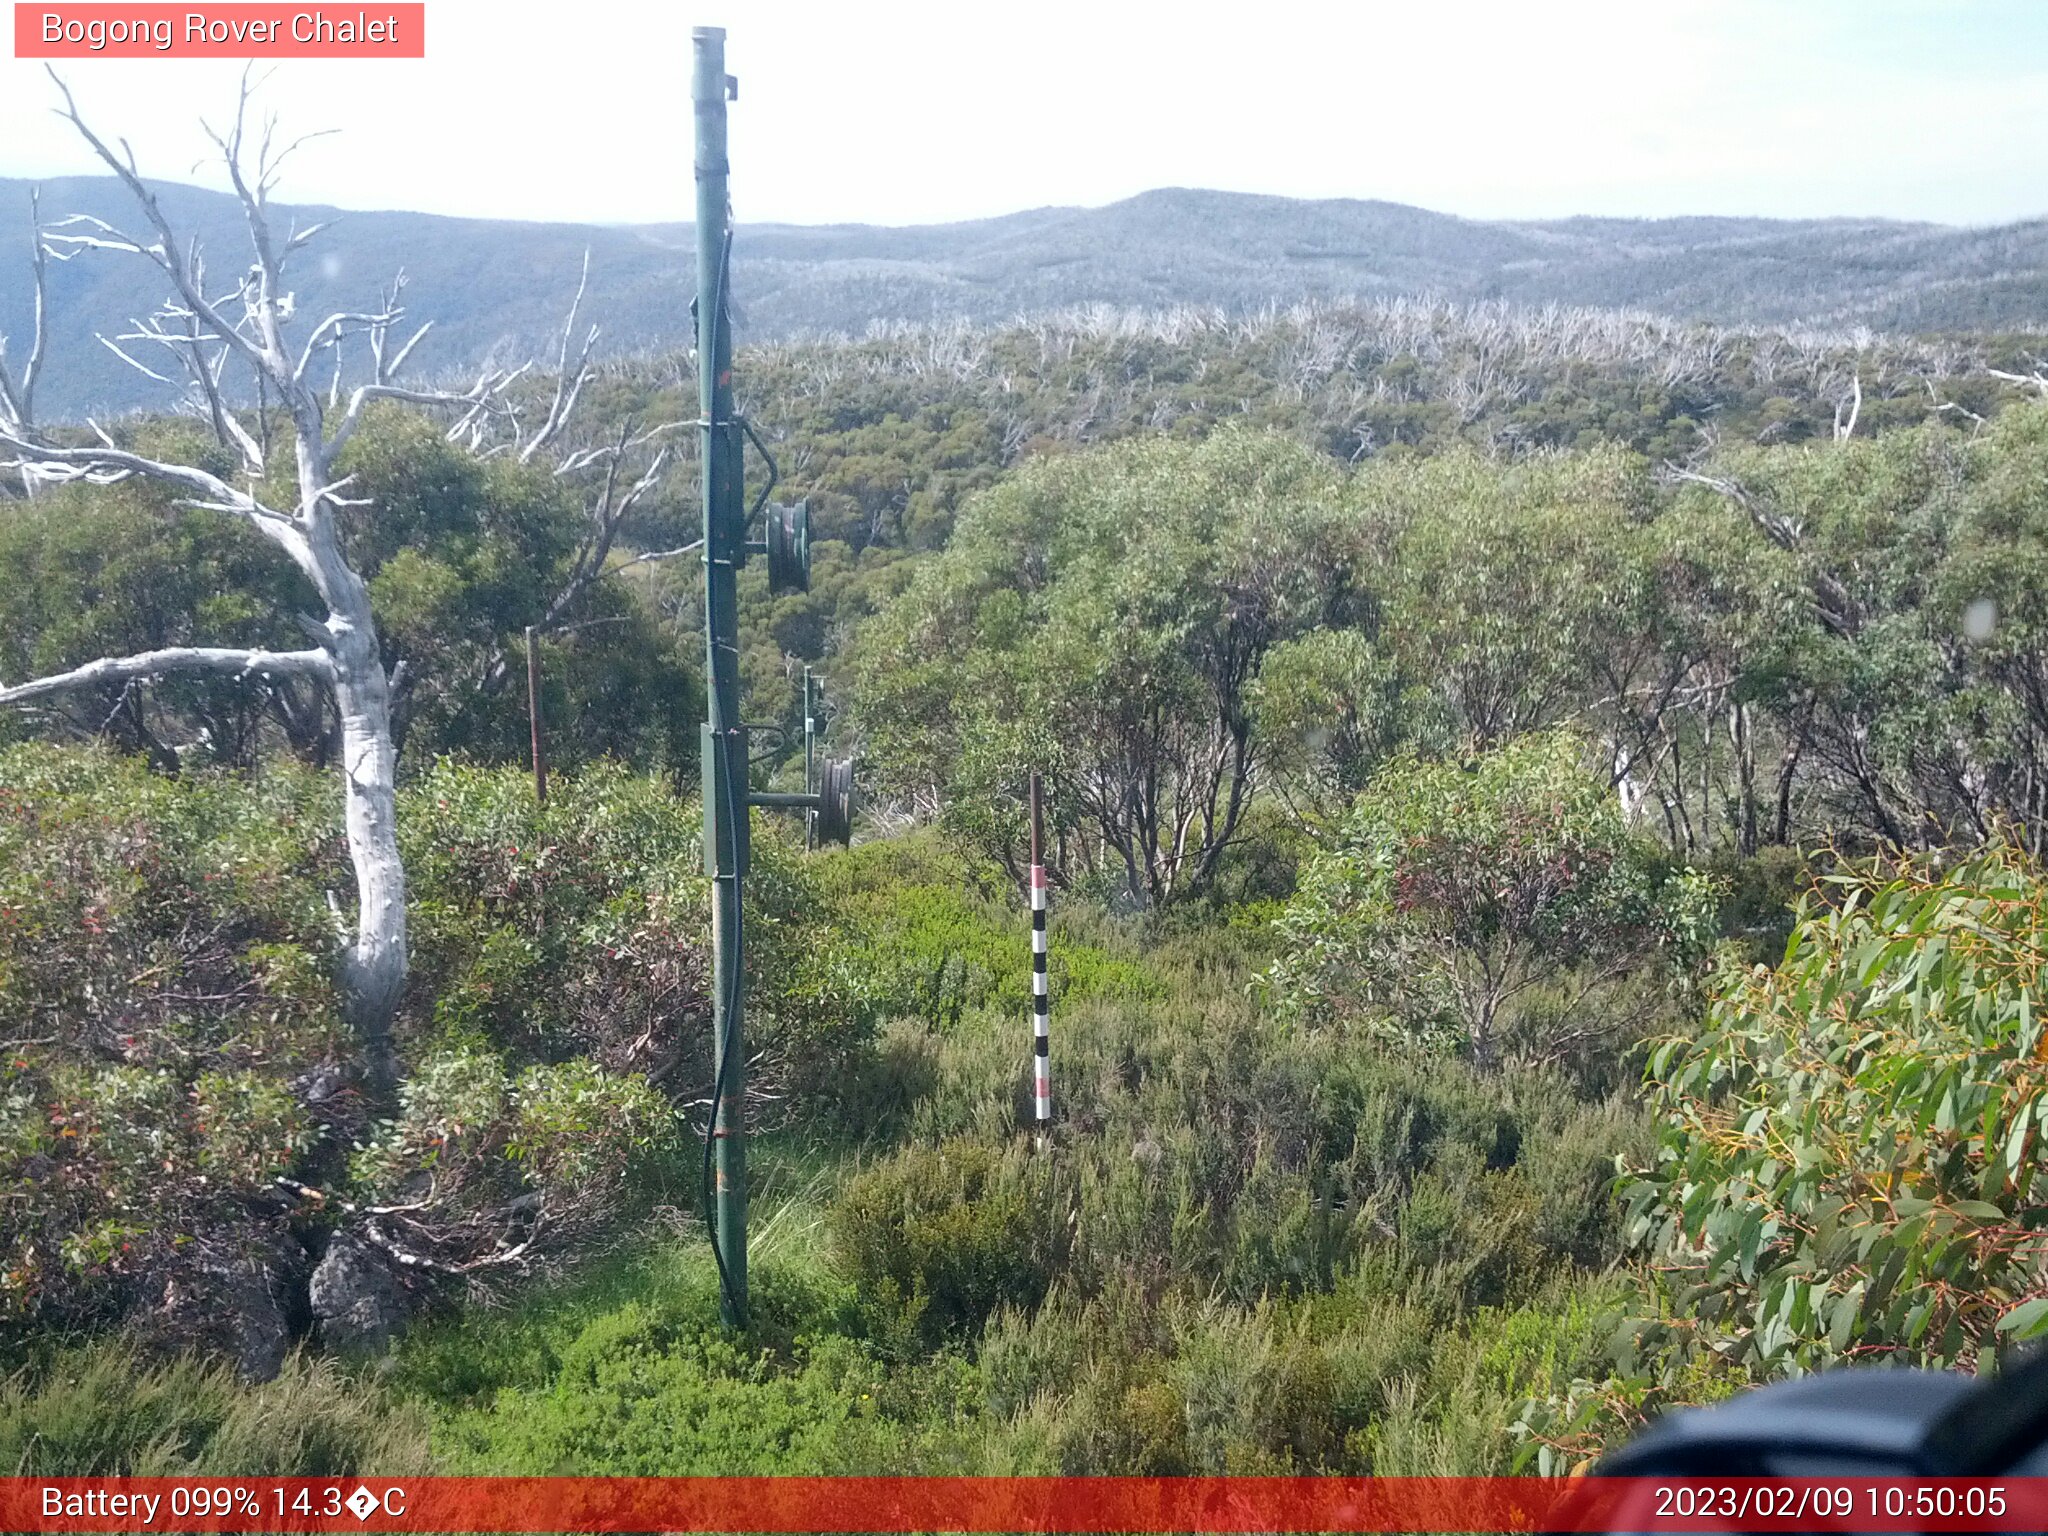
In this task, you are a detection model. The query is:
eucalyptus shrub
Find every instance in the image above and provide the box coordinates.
[1518,838,2048,1473]
[0,745,871,1350]
[1628,838,2048,1372]
[1268,732,1718,1072]
[0,745,344,1331]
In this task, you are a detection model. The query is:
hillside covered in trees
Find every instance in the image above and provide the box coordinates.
[9,131,2048,1481]
[10,174,2048,416]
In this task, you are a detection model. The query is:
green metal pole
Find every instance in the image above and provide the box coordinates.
[804,666,817,851]
[694,24,747,1329]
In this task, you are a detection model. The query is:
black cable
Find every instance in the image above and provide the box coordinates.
[699,222,745,1324]
[700,720,745,1319]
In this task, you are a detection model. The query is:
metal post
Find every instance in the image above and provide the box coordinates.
[803,666,817,851]
[524,625,547,807]
[1029,771,1050,1146]
[695,24,747,1330]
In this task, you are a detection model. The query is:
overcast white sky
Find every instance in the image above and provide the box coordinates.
[2,0,2045,228]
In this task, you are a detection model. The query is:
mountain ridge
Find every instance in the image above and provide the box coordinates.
[5,178,2047,417]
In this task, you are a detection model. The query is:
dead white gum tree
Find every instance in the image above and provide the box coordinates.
[0,73,559,1088]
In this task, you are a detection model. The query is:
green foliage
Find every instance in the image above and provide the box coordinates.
[412,1246,989,1476]
[853,428,1365,904]
[400,757,707,1064]
[1628,838,2048,1375]
[890,956,1651,1316]
[0,1344,429,1476]
[1269,732,1719,1071]
[981,1269,1635,1475]
[814,833,1161,1034]
[829,397,2048,883]
[348,1048,683,1271]
[1659,405,2048,853]
[0,430,310,767]
[333,410,700,774]
[1370,448,1657,749]
[24,302,2048,1479]
[0,410,697,777]
[0,745,868,1341]
[0,738,1661,1474]
[438,1294,905,1474]
[400,756,877,1128]
[831,1140,1069,1349]
[0,744,342,1329]
[1253,628,1446,821]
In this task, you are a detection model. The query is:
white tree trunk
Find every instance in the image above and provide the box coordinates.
[0,79,651,1081]
[321,554,406,1083]
[0,76,540,1084]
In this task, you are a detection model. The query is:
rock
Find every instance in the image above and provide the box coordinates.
[291,1061,348,1107]
[309,1231,408,1354]
[231,1287,295,1382]
[144,1226,301,1382]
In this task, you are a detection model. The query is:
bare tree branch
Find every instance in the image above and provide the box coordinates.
[1989,367,2048,398]
[295,306,401,383]
[1923,376,1986,431]
[327,370,517,463]
[0,188,51,497]
[609,539,703,575]
[1834,370,1862,443]
[0,188,48,433]
[477,417,681,694]
[95,330,179,385]
[0,425,301,535]
[0,645,333,707]
[43,68,276,384]
[517,247,597,464]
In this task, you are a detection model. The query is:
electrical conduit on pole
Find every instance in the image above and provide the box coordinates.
[694,23,747,1330]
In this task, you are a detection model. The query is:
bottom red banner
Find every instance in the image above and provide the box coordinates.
[5,1475,2045,1533]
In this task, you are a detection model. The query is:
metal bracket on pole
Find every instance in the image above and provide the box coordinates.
[746,760,855,847]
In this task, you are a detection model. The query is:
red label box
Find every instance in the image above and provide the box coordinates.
[7,1476,2048,1533]
[14,4,425,57]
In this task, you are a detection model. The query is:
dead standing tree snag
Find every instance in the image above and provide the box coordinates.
[0,72,564,1089]
[0,187,48,498]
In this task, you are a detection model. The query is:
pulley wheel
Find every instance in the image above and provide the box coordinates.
[765,498,811,594]
[814,757,855,847]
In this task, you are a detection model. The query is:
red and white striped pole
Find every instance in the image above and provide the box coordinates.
[1029,771,1050,1145]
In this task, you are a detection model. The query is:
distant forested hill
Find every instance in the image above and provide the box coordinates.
[5,177,2048,417]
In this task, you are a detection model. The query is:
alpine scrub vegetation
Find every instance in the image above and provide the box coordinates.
[1631,839,2048,1373]
[13,246,2048,1476]
[394,891,1653,1479]
[1517,839,2048,1468]
[1267,732,1720,1075]
[0,746,862,1362]
[0,746,346,1353]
